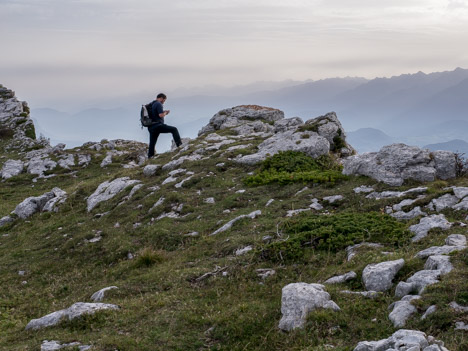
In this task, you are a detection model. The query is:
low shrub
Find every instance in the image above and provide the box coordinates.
[244,151,347,186]
[259,212,412,262]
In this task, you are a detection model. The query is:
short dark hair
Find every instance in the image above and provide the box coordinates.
[157,93,167,99]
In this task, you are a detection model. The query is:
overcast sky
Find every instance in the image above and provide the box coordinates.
[1,0,468,109]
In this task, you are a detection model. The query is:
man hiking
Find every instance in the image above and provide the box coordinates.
[147,93,182,158]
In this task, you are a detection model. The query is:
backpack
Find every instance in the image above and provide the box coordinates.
[140,101,156,127]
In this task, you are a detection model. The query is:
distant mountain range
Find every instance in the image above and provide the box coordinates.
[424,139,468,155]
[31,67,468,152]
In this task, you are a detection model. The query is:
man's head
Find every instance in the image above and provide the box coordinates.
[156,93,167,103]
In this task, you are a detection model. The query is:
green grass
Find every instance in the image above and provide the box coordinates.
[0,136,467,350]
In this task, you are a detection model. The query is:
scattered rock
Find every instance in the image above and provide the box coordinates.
[346,243,384,261]
[0,159,24,179]
[265,199,275,207]
[427,194,460,212]
[27,157,57,177]
[25,302,119,330]
[210,210,261,236]
[256,269,276,280]
[204,197,215,204]
[445,234,466,246]
[162,154,202,171]
[362,259,405,292]
[455,322,468,331]
[353,329,447,351]
[90,286,118,302]
[343,144,456,186]
[323,195,344,204]
[409,214,452,242]
[13,187,67,219]
[391,206,427,221]
[57,154,75,169]
[278,283,340,331]
[422,305,437,320]
[235,246,253,256]
[143,164,161,176]
[77,154,91,167]
[286,208,310,217]
[416,245,466,259]
[449,301,468,313]
[0,215,14,227]
[100,152,113,167]
[339,290,380,299]
[310,198,324,210]
[87,177,141,212]
[424,255,453,274]
[452,186,468,199]
[388,295,421,327]
[324,271,357,284]
[395,270,442,298]
[353,185,374,194]
[41,340,92,351]
[366,187,427,200]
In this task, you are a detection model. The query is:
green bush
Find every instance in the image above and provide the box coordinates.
[244,151,346,186]
[24,124,36,140]
[260,212,412,262]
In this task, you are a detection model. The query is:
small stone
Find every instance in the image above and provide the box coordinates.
[388,295,421,327]
[184,231,199,237]
[265,199,275,207]
[455,322,468,331]
[204,197,215,204]
[449,301,468,312]
[353,185,374,194]
[91,286,118,302]
[262,235,273,243]
[18,270,26,276]
[421,305,437,320]
[235,246,253,256]
[88,236,102,243]
[256,269,276,280]
[127,252,134,260]
[323,195,344,204]
[236,189,246,194]
[114,223,120,228]
[324,271,357,284]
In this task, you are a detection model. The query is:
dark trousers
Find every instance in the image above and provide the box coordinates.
[148,123,182,157]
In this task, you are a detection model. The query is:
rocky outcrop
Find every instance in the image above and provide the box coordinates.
[278,283,340,331]
[388,295,421,327]
[409,214,452,242]
[343,144,457,186]
[25,302,119,330]
[198,105,283,136]
[0,85,49,151]
[0,159,24,179]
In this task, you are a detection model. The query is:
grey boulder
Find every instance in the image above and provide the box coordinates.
[143,164,161,176]
[362,259,405,292]
[25,302,119,330]
[324,271,357,284]
[278,283,340,331]
[0,215,14,227]
[445,234,466,246]
[388,295,421,327]
[343,144,456,186]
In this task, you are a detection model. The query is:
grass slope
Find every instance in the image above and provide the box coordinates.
[0,134,467,351]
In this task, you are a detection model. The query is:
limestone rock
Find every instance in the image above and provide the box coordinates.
[27,157,57,176]
[422,305,437,320]
[395,270,442,298]
[445,234,466,246]
[87,177,141,212]
[453,197,468,211]
[354,329,446,351]
[366,187,427,200]
[452,186,468,199]
[427,194,459,212]
[274,117,304,133]
[339,290,380,299]
[362,259,405,292]
[324,271,357,284]
[210,210,261,236]
[57,154,75,169]
[455,322,468,331]
[235,246,253,256]
[198,105,284,136]
[278,283,340,331]
[13,188,66,219]
[449,301,468,313]
[143,164,161,176]
[41,340,92,351]
[25,302,119,330]
[77,154,92,167]
[236,129,330,165]
[100,152,113,167]
[391,206,427,221]
[0,215,14,227]
[353,185,374,194]
[388,295,421,327]
[1,159,24,179]
[409,214,452,242]
[416,245,466,259]
[323,195,344,204]
[343,144,456,186]
[90,286,118,302]
[424,255,453,274]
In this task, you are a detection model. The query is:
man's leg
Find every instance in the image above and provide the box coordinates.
[158,124,182,147]
[148,126,160,158]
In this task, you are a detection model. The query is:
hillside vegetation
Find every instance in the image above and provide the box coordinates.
[1,92,467,351]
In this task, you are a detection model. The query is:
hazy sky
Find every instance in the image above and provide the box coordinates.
[1,0,468,108]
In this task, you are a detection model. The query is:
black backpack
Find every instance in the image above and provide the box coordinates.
[140,101,156,127]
